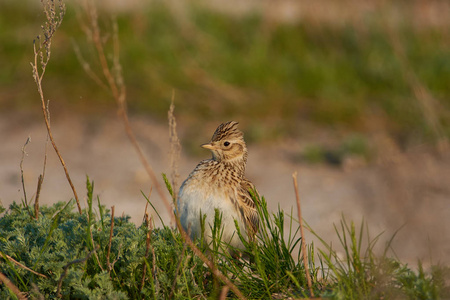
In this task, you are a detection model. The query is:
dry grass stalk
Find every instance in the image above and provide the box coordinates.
[219,286,230,300]
[4,254,47,278]
[140,198,152,292]
[31,0,82,214]
[168,93,181,199]
[20,137,31,209]
[106,206,115,273]
[35,100,51,220]
[0,272,27,300]
[292,171,314,297]
[34,175,43,220]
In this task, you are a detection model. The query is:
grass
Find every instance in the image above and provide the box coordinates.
[1,1,450,150]
[1,178,449,299]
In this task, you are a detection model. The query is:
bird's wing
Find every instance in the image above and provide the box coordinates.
[236,178,260,239]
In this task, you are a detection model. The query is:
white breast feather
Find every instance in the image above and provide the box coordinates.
[178,179,246,249]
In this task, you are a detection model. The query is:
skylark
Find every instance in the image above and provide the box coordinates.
[177,121,259,252]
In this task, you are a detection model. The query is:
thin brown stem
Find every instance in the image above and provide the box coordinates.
[168,92,181,199]
[31,0,82,214]
[20,137,31,209]
[293,171,314,297]
[219,286,230,300]
[140,202,151,291]
[35,101,50,220]
[36,82,81,214]
[72,42,109,91]
[4,254,47,278]
[140,188,155,291]
[106,206,115,273]
[34,175,43,220]
[0,272,27,300]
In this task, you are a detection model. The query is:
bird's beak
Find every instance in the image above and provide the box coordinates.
[201,143,216,150]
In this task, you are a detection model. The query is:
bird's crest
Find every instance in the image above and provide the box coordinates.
[211,121,243,142]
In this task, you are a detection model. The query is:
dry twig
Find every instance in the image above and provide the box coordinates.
[0,272,27,300]
[20,137,31,210]
[140,188,155,291]
[168,92,181,200]
[34,100,51,220]
[219,286,230,300]
[3,254,47,278]
[140,204,151,291]
[34,175,43,220]
[293,171,314,297]
[106,206,115,273]
[31,0,82,214]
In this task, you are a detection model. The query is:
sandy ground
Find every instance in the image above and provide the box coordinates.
[1,111,449,267]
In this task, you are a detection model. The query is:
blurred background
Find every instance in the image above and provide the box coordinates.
[1,0,449,266]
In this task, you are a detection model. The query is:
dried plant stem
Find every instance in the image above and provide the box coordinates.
[35,100,51,220]
[219,286,230,300]
[292,171,314,297]
[140,201,152,291]
[106,206,115,273]
[34,59,81,215]
[4,254,47,278]
[31,0,82,214]
[168,92,181,198]
[34,175,43,220]
[0,272,26,300]
[20,137,31,209]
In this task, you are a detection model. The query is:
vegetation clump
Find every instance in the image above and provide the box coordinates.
[0,179,449,299]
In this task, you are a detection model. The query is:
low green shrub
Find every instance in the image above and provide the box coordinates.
[0,177,448,299]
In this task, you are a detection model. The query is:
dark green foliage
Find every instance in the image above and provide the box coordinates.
[0,180,206,299]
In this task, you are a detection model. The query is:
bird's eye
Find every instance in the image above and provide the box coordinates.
[224,141,230,147]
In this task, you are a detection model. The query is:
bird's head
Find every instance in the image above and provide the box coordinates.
[201,121,248,166]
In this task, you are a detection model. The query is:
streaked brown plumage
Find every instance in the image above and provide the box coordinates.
[177,121,259,251]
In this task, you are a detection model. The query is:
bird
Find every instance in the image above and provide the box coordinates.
[177,121,259,253]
